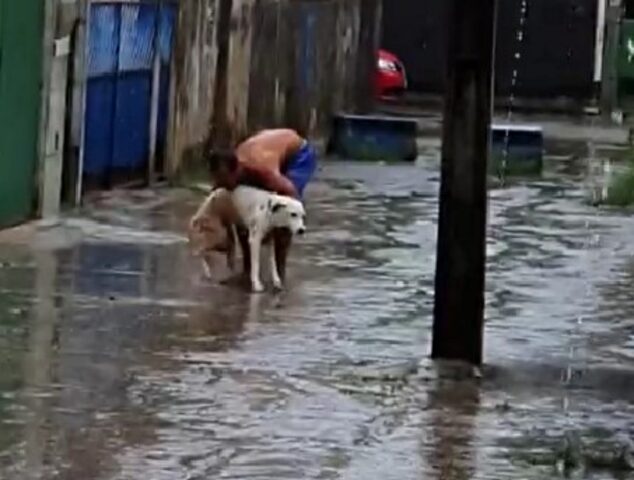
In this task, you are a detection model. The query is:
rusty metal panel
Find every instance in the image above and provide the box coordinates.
[169,0,381,172]
[225,0,254,143]
[247,0,281,132]
[168,0,221,171]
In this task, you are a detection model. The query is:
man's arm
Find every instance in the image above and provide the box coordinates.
[246,165,298,198]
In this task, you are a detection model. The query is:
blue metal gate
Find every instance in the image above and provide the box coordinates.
[83,1,176,188]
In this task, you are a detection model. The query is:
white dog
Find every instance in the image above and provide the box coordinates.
[232,185,306,292]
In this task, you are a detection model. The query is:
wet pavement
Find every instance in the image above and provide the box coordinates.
[1,154,634,479]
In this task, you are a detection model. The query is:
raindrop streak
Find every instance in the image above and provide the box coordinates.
[500,0,529,184]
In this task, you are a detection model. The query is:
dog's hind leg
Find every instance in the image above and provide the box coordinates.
[237,226,251,275]
[224,223,237,271]
[219,226,250,286]
[201,255,213,279]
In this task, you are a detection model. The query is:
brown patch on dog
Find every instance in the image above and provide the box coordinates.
[188,189,240,273]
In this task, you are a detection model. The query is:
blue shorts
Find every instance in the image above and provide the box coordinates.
[282,141,317,199]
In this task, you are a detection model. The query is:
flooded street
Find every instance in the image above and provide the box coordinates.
[2,154,634,479]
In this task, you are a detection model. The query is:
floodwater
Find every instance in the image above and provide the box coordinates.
[1,154,634,479]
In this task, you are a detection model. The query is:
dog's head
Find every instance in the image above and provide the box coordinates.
[268,196,306,235]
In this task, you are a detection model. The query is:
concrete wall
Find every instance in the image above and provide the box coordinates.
[168,0,382,175]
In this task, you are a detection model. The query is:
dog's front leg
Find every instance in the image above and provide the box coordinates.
[269,244,283,291]
[274,228,292,283]
[248,230,264,293]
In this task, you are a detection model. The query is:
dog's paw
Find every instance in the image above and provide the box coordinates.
[199,273,213,283]
[202,260,213,279]
[251,281,265,293]
[194,274,212,287]
[272,279,284,292]
[226,252,236,271]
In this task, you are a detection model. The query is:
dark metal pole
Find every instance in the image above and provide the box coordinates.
[432,0,497,365]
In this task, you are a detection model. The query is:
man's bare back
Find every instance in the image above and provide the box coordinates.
[235,129,305,198]
[236,129,304,170]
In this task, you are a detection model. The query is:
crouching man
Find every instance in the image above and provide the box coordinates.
[208,128,318,283]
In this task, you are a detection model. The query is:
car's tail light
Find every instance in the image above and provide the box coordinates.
[378,58,398,72]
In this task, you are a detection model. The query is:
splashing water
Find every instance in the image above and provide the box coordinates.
[500,0,529,184]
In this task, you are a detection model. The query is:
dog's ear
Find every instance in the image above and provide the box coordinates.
[270,201,285,213]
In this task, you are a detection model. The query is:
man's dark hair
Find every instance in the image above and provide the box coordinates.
[208,149,238,174]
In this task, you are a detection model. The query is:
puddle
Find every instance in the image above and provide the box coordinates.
[1,153,634,479]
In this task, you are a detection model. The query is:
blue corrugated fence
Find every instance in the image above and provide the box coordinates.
[83,1,176,187]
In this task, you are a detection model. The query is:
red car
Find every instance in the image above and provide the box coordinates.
[375,49,407,98]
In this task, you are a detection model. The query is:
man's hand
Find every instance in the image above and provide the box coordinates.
[269,172,298,198]
[250,166,298,198]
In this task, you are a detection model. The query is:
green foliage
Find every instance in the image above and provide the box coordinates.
[603,154,634,207]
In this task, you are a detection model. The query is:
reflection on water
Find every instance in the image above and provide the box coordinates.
[0,158,634,479]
